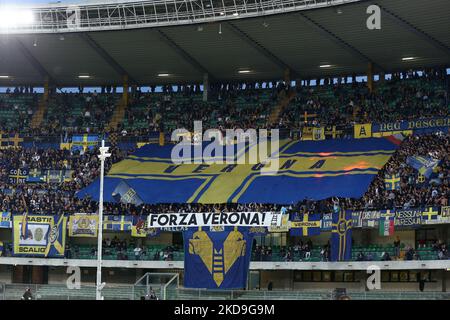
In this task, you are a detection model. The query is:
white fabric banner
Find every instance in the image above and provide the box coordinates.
[147,211,283,228]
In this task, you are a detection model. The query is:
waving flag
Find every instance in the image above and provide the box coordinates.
[406,155,440,179]
[78,138,399,204]
[112,180,144,206]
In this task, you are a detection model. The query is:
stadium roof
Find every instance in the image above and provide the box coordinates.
[0,0,448,86]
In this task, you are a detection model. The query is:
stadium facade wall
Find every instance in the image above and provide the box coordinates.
[0,265,10,283]
[290,229,415,247]
[261,270,450,292]
[292,281,444,291]
[260,270,294,290]
[46,267,142,285]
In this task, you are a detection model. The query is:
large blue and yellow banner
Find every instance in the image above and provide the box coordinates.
[183,226,253,289]
[12,214,67,257]
[78,138,398,204]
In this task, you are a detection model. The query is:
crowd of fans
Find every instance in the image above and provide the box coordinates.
[279,68,448,130]
[0,131,446,217]
[1,68,447,140]
[0,68,447,261]
[0,146,127,215]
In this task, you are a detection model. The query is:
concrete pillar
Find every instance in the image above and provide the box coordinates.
[203,73,209,102]
[379,71,385,84]
[43,76,49,101]
[122,74,129,105]
[284,68,291,84]
[367,62,374,93]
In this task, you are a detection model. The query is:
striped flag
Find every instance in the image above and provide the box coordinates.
[379,210,395,236]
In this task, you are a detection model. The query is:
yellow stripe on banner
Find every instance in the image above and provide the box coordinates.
[372,130,413,137]
[187,176,215,203]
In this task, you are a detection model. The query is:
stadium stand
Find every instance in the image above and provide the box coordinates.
[0,0,448,302]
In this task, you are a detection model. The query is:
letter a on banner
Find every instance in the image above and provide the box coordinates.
[354,124,372,139]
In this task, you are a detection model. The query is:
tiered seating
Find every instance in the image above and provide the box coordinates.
[253,247,323,262]
[124,89,277,132]
[0,94,38,130]
[351,244,438,261]
[44,94,120,130]
[281,78,448,128]
[68,244,183,261]
[1,242,442,262]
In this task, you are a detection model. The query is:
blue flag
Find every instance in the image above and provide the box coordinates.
[289,213,321,236]
[406,155,440,179]
[26,169,46,183]
[0,212,11,228]
[421,207,439,221]
[183,226,253,289]
[112,180,144,206]
[331,208,352,261]
[71,134,99,152]
[103,215,132,231]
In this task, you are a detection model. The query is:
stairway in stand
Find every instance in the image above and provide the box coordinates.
[108,97,128,130]
[268,89,296,127]
[30,96,48,129]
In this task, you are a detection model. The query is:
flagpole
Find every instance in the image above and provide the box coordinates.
[96,140,111,300]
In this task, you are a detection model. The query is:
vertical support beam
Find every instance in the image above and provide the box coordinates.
[122,75,129,106]
[284,68,291,84]
[379,71,385,84]
[367,62,374,93]
[203,73,209,102]
[43,76,49,101]
[159,132,165,146]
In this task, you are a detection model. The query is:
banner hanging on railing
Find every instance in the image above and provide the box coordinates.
[147,212,282,228]
[68,214,98,238]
